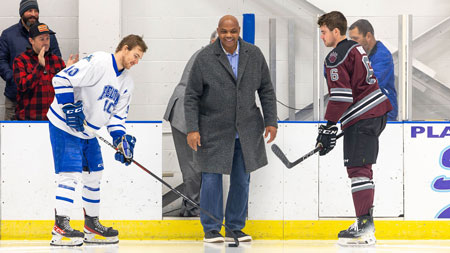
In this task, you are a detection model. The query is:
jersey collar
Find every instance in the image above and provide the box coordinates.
[111,54,124,77]
[336,38,348,48]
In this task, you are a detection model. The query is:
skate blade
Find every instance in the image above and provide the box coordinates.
[338,234,376,247]
[50,232,83,247]
[84,232,119,244]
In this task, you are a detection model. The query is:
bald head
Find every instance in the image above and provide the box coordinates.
[218,15,239,27]
[217,15,240,54]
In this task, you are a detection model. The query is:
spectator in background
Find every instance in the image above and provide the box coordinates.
[349,19,398,121]
[163,30,218,217]
[0,0,61,120]
[13,23,77,120]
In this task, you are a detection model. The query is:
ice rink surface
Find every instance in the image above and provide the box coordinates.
[1,240,450,253]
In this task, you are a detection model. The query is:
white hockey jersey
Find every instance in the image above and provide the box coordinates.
[47,51,133,139]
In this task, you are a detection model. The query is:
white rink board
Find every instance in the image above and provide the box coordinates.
[251,122,404,220]
[282,123,320,220]
[1,121,448,221]
[248,126,285,220]
[0,122,162,220]
[319,123,404,217]
[404,122,450,220]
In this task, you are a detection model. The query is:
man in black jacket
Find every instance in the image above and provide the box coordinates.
[0,0,61,120]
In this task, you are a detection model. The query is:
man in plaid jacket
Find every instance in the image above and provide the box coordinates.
[12,22,77,120]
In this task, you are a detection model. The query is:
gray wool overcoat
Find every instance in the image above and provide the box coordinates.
[184,38,278,174]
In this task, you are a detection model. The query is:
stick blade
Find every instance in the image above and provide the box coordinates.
[271,144,293,168]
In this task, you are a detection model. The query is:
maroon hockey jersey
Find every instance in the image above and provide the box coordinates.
[324,39,392,129]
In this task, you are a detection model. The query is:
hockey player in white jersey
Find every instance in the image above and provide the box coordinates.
[47,34,147,246]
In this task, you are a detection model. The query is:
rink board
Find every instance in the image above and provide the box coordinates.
[404,122,450,220]
[0,122,162,221]
[1,121,450,240]
[250,122,404,220]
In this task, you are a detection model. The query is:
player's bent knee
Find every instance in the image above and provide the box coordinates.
[82,170,103,186]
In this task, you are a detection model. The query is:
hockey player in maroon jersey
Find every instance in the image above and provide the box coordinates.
[316,11,392,246]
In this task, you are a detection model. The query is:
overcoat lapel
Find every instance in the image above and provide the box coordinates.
[236,40,249,87]
[214,41,236,82]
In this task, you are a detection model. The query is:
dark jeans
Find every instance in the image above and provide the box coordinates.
[200,139,250,232]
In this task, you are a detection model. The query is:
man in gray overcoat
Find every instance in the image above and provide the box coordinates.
[163,31,218,217]
[185,15,278,243]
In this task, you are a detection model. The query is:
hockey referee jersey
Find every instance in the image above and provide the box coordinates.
[47,51,133,139]
[324,39,392,129]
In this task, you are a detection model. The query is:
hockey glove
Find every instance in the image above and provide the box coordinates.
[316,124,338,156]
[62,101,85,132]
[113,134,136,166]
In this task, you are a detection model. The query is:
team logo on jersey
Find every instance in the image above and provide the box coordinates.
[83,54,93,62]
[328,52,338,63]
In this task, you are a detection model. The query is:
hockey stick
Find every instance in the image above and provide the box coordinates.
[271,132,344,169]
[89,130,240,247]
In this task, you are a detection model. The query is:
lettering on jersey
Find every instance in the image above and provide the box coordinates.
[98,85,120,114]
[362,55,376,85]
[83,54,93,62]
[330,68,339,81]
[328,52,338,64]
[411,126,450,138]
[356,46,366,55]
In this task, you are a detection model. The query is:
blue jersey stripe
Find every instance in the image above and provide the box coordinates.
[55,93,74,105]
[82,197,100,203]
[50,106,66,123]
[83,185,100,192]
[56,196,74,203]
[58,184,75,191]
[114,115,125,120]
[54,74,71,83]
[54,86,72,89]
[107,124,125,129]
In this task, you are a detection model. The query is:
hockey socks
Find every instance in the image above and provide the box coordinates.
[351,177,375,217]
[346,165,375,217]
[55,172,80,217]
[82,171,102,217]
[338,166,376,246]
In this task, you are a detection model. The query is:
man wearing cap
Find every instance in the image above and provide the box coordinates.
[0,0,61,120]
[12,23,76,120]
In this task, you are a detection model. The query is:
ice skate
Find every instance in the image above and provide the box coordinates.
[84,212,119,244]
[50,214,84,246]
[337,208,376,246]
